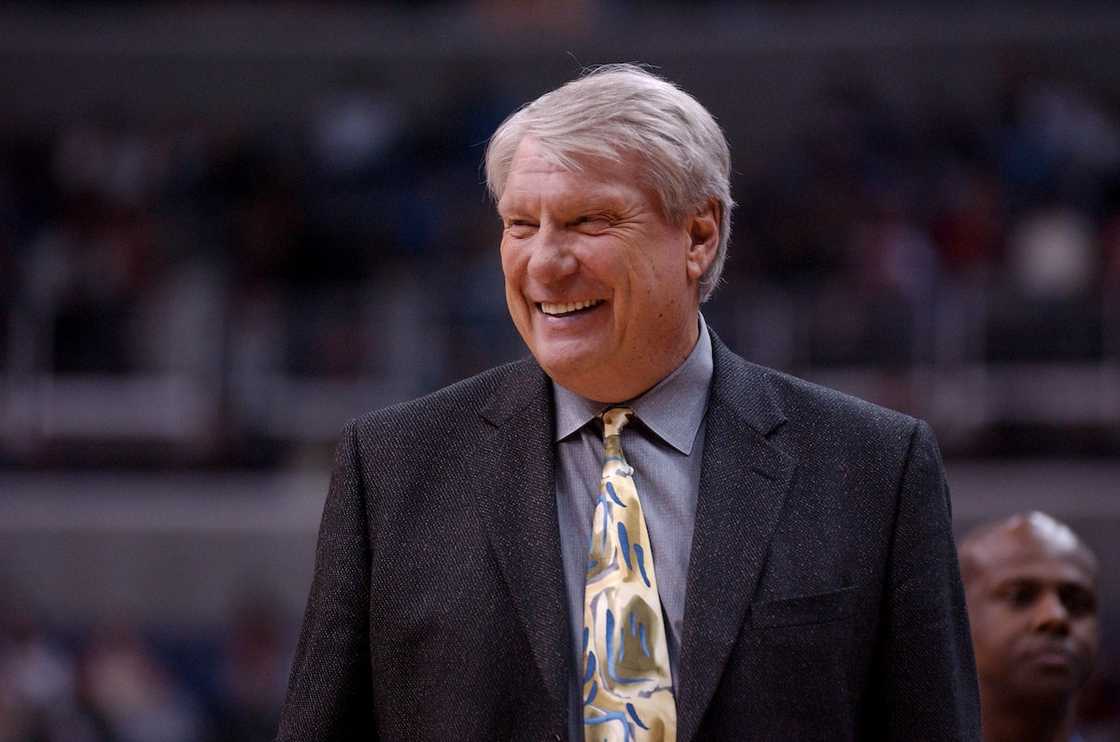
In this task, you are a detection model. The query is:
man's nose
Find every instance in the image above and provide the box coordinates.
[1032,591,1071,636]
[526,224,578,283]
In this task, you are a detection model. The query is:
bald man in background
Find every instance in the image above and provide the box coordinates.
[959,512,1099,742]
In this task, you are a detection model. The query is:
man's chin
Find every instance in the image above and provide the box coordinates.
[1009,669,1088,703]
[534,352,599,392]
[530,343,619,396]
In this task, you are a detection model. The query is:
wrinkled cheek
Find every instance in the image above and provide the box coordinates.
[503,288,533,341]
[510,282,529,310]
[498,245,521,288]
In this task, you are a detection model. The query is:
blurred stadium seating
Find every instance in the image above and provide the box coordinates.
[1,3,1118,740]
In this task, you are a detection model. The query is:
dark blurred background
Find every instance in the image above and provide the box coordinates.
[1,2,1118,740]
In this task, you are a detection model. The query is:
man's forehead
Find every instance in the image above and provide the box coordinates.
[499,140,651,212]
[962,512,1097,578]
[974,533,1097,587]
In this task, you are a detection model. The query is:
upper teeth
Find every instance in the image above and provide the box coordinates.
[540,299,602,315]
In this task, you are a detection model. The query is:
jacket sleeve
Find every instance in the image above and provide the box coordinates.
[276,420,376,741]
[873,420,981,741]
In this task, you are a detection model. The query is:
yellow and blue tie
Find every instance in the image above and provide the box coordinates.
[581,407,676,742]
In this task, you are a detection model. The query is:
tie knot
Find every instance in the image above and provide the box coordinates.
[600,406,633,440]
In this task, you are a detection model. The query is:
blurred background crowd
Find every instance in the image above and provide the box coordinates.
[1,2,1119,740]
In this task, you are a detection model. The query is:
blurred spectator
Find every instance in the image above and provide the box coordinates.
[930,165,1003,277]
[78,624,203,742]
[208,595,289,742]
[1009,206,1096,300]
[959,512,1099,742]
[0,607,83,741]
[2,51,1119,460]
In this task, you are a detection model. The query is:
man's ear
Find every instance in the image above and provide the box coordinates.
[685,198,721,282]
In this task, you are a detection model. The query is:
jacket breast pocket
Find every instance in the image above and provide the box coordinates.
[749,584,860,628]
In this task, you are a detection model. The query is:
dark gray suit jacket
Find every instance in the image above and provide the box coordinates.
[276,335,981,741]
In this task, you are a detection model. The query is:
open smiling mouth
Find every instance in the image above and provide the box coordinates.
[538,299,604,318]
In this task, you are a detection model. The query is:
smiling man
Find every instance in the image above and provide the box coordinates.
[495,137,718,404]
[276,64,980,742]
[959,512,1099,742]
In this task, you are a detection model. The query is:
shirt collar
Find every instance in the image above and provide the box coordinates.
[552,315,713,455]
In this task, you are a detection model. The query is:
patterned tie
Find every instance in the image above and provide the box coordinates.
[581,407,676,742]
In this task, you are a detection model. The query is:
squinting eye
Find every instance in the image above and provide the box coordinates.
[574,215,610,231]
[1061,586,1097,617]
[1004,585,1039,609]
[505,221,537,237]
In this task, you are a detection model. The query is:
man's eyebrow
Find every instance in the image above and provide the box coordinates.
[993,573,1095,590]
[496,201,531,218]
[1058,577,1097,590]
[991,576,1041,590]
[499,194,629,218]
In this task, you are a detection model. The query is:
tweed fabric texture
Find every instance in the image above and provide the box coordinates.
[275,332,981,742]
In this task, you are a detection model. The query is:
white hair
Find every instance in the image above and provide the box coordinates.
[484,64,734,302]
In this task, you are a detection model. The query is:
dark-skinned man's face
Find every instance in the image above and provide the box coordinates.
[963,520,1098,703]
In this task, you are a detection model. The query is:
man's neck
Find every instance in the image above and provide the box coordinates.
[561,311,703,404]
[982,693,1076,742]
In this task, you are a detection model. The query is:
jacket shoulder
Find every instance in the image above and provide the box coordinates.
[711,334,921,447]
[714,339,925,459]
[767,366,919,439]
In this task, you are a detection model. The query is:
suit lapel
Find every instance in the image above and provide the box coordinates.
[677,337,795,742]
[472,361,571,711]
